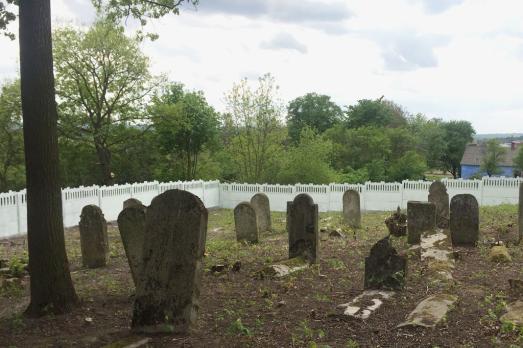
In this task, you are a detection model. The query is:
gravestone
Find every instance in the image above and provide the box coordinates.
[287,194,319,264]
[251,193,271,233]
[132,189,207,334]
[364,236,407,290]
[450,194,479,246]
[123,198,143,210]
[519,183,523,244]
[343,189,361,228]
[79,205,109,268]
[117,203,147,287]
[407,201,436,244]
[428,181,449,228]
[234,202,258,243]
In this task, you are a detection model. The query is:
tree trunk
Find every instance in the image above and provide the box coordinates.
[94,140,114,185]
[19,0,78,317]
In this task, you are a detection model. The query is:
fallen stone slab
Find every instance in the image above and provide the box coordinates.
[421,231,452,262]
[489,245,512,263]
[337,290,395,319]
[501,300,523,326]
[259,257,309,278]
[398,294,457,328]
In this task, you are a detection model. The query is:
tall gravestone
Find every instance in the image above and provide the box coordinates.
[428,181,449,228]
[518,183,522,244]
[234,202,259,243]
[450,194,479,246]
[251,193,271,233]
[123,198,143,210]
[343,189,361,228]
[117,203,147,287]
[287,194,319,264]
[79,205,109,268]
[407,201,436,244]
[132,189,207,334]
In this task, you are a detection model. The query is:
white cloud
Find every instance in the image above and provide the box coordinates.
[1,0,523,133]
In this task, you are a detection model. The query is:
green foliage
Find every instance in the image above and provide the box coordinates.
[481,139,507,176]
[346,98,407,129]
[0,0,17,40]
[278,127,336,184]
[152,83,219,180]
[53,18,162,184]
[287,92,344,143]
[389,151,427,181]
[227,318,252,336]
[442,120,475,178]
[0,79,25,191]
[513,146,523,176]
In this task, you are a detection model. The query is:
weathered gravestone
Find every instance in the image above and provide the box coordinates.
[251,193,271,233]
[407,201,436,244]
[132,189,207,334]
[234,202,258,243]
[364,236,406,290]
[79,205,109,268]
[519,183,523,244]
[117,203,147,287]
[287,194,319,264]
[428,181,449,228]
[343,189,361,228]
[450,194,479,246]
[123,198,143,210]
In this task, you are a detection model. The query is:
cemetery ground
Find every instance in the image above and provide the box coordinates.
[0,206,522,347]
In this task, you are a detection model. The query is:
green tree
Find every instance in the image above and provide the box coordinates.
[0,0,196,317]
[409,115,447,170]
[441,120,475,178]
[224,74,284,183]
[287,92,343,143]
[152,83,219,180]
[514,146,523,177]
[278,127,335,184]
[0,79,25,192]
[481,139,507,176]
[388,150,427,181]
[346,97,407,129]
[54,19,161,185]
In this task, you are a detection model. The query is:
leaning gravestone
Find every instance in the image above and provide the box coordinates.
[234,202,258,243]
[428,181,449,228]
[251,193,271,233]
[519,183,523,244]
[79,205,109,268]
[364,236,407,290]
[287,194,319,264]
[123,198,143,210]
[132,189,207,334]
[117,203,147,287]
[343,189,361,228]
[450,194,479,246]
[407,201,436,244]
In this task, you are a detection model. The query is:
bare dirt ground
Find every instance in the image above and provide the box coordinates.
[0,205,522,347]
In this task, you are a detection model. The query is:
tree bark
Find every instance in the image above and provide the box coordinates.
[19,0,78,316]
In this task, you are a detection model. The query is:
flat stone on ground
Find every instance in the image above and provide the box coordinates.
[501,300,523,326]
[337,290,395,319]
[398,294,457,328]
[489,245,512,263]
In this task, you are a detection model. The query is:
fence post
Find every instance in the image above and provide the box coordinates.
[97,185,102,208]
[15,191,21,235]
[201,180,206,206]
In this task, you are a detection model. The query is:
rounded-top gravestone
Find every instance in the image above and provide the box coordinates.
[251,193,271,233]
[287,194,319,264]
[117,203,147,287]
[79,205,109,268]
[234,202,259,243]
[450,194,479,246]
[123,198,143,210]
[343,189,361,228]
[428,181,449,228]
[132,189,207,334]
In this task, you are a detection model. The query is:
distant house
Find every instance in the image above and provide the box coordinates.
[460,141,522,179]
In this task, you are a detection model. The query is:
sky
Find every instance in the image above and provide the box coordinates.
[1,0,523,134]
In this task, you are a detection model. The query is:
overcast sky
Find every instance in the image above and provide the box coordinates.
[1,0,523,134]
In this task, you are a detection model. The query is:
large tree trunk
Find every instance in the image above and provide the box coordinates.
[94,140,114,185]
[19,0,78,317]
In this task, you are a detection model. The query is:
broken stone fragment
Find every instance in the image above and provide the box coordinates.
[337,290,395,319]
[500,300,523,326]
[488,245,512,263]
[398,293,457,328]
[259,257,309,278]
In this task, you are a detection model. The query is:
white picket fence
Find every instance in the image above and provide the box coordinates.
[0,177,521,239]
